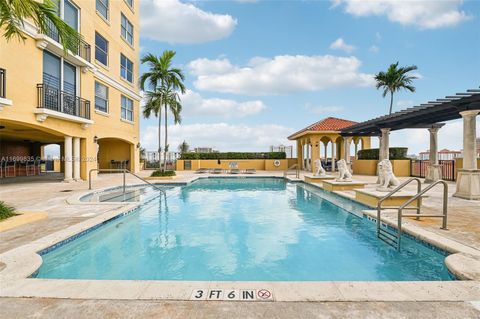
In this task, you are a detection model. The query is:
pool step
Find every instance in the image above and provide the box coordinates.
[377,227,399,249]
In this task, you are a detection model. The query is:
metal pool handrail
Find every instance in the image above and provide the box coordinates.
[284,164,300,179]
[395,180,448,249]
[88,168,166,194]
[376,177,449,251]
[376,177,422,250]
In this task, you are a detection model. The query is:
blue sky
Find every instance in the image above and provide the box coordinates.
[139,0,480,155]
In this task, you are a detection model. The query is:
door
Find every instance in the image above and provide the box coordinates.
[42,51,61,111]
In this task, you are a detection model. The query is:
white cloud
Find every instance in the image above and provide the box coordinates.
[305,103,344,114]
[140,0,237,44]
[332,0,471,29]
[329,38,356,53]
[188,58,235,76]
[141,123,295,152]
[188,55,375,95]
[181,90,266,117]
[369,45,379,53]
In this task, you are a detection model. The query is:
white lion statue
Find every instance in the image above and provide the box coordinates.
[376,159,400,192]
[314,159,326,177]
[336,159,352,182]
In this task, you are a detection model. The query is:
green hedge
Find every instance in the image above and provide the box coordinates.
[180,152,287,160]
[357,148,408,160]
[151,170,176,177]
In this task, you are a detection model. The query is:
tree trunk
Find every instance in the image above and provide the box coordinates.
[163,104,168,172]
[389,92,394,115]
[158,112,162,170]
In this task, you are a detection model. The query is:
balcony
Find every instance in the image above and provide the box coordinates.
[35,20,93,70]
[35,83,93,128]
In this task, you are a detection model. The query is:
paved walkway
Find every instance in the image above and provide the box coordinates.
[0,298,478,319]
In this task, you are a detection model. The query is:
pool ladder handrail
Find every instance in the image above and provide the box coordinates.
[284,164,300,179]
[88,168,166,194]
[376,178,448,251]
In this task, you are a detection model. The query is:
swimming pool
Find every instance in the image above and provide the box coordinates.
[36,177,452,281]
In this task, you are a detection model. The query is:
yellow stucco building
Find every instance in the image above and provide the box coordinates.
[0,0,141,180]
[288,117,371,172]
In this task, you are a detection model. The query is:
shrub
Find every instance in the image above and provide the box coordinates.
[150,170,176,177]
[357,148,408,160]
[180,152,286,160]
[0,201,17,221]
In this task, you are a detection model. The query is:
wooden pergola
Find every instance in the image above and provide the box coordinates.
[340,87,480,200]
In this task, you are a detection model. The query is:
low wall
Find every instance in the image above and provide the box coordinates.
[353,159,411,177]
[176,159,288,171]
[454,158,480,177]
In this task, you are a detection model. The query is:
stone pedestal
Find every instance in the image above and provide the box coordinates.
[425,164,442,184]
[355,189,423,208]
[322,180,367,192]
[304,175,335,183]
[454,169,480,200]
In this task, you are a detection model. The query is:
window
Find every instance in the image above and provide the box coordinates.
[125,0,133,9]
[121,95,133,121]
[95,82,108,113]
[96,0,109,20]
[63,0,79,31]
[121,13,134,45]
[95,32,108,66]
[120,54,133,83]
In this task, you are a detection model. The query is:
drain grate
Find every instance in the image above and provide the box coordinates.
[60,189,73,192]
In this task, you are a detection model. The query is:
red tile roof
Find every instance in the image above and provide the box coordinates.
[288,117,358,139]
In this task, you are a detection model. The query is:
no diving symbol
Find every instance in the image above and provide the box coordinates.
[257,289,271,299]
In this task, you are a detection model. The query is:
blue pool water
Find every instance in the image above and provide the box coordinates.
[36,178,452,281]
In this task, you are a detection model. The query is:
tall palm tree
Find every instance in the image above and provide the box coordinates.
[140,50,185,172]
[142,89,163,169]
[178,140,189,154]
[374,62,418,115]
[0,0,81,52]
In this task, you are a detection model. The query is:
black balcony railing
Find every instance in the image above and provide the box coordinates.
[37,83,91,120]
[45,20,91,62]
[0,68,5,98]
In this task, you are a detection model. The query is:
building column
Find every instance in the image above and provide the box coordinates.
[305,142,310,171]
[454,110,480,200]
[354,140,359,159]
[324,142,328,162]
[297,140,303,169]
[379,128,391,161]
[425,127,442,183]
[331,142,336,172]
[64,136,73,181]
[343,137,352,172]
[73,137,80,180]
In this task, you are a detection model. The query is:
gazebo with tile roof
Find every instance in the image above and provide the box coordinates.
[288,117,371,172]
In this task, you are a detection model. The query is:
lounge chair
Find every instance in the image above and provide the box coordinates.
[229,168,241,174]
[212,168,223,174]
[195,168,209,174]
[245,168,256,174]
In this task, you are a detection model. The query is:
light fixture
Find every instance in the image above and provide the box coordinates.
[93,135,98,143]
[136,142,141,149]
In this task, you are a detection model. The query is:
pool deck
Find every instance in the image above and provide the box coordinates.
[0,170,479,318]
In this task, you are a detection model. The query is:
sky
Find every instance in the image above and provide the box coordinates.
[138,0,480,155]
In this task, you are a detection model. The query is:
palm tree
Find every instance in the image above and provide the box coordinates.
[178,141,189,154]
[1,0,81,52]
[161,84,182,172]
[374,62,418,115]
[140,50,185,172]
[143,89,163,169]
